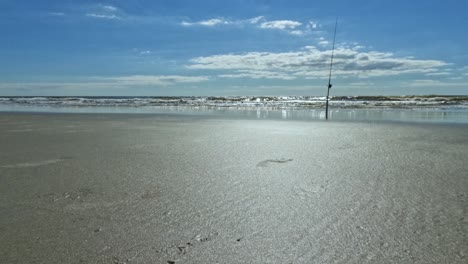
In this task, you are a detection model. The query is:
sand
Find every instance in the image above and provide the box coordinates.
[0,113,467,263]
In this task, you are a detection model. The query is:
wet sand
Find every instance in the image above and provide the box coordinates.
[0,113,467,263]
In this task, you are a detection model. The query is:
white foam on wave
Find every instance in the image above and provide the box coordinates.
[1,96,467,110]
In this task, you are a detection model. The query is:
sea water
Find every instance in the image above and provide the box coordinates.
[1,96,468,124]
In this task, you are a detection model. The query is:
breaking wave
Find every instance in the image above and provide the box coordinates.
[1,95,468,110]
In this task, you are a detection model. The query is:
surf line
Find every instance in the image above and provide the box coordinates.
[325,18,338,120]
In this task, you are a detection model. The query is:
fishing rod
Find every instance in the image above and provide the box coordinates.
[325,18,338,120]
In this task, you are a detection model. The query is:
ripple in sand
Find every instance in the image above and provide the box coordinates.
[0,157,72,168]
[7,129,34,132]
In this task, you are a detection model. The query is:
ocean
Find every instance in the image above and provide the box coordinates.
[1,95,468,124]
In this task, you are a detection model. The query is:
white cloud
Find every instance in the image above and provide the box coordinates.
[181,18,230,27]
[85,4,121,20]
[101,5,117,11]
[407,79,468,87]
[97,75,209,86]
[219,70,296,80]
[133,48,152,55]
[309,21,320,29]
[179,16,318,36]
[49,12,65,16]
[425,72,452,76]
[187,45,450,80]
[200,19,229,26]
[86,13,121,20]
[289,30,305,36]
[180,21,193,26]
[411,80,443,85]
[0,75,210,91]
[318,40,329,46]
[260,20,302,30]
[248,16,265,24]
[181,16,265,27]
[258,20,308,35]
[349,81,375,86]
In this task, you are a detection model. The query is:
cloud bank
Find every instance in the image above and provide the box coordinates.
[187,46,449,80]
[0,75,209,92]
[96,75,209,86]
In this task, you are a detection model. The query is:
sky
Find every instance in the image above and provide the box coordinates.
[1,0,467,96]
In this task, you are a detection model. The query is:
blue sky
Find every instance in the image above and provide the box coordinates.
[1,0,467,96]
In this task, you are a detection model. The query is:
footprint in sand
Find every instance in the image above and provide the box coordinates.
[141,189,159,200]
[257,158,293,167]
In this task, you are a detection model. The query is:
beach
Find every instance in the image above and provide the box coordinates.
[0,113,467,263]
